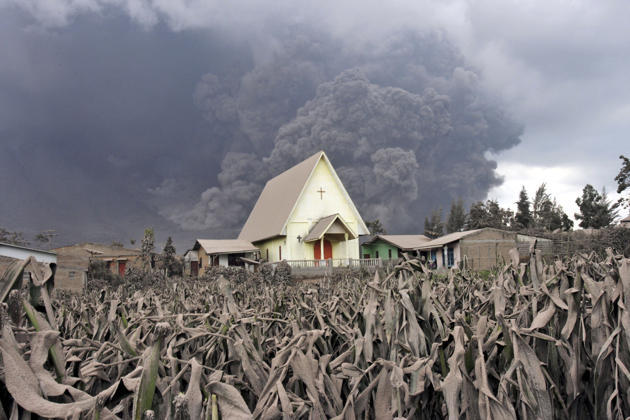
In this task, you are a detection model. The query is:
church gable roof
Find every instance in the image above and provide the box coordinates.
[239,151,368,243]
[303,214,357,242]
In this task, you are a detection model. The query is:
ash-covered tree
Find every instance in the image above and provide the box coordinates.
[467,200,513,230]
[424,208,444,239]
[141,227,155,271]
[575,185,618,229]
[365,219,386,235]
[446,198,466,233]
[161,236,177,276]
[615,154,630,210]
[34,230,57,248]
[514,186,533,229]
[0,228,29,246]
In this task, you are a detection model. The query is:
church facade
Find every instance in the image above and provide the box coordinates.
[238,151,369,263]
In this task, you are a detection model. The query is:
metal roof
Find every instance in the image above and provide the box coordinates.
[0,242,56,256]
[194,239,259,256]
[415,230,481,250]
[238,151,368,243]
[364,234,431,251]
[303,214,357,242]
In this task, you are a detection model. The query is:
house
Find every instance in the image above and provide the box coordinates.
[0,242,57,265]
[53,243,142,290]
[0,242,58,291]
[192,239,259,274]
[183,249,199,276]
[361,235,431,260]
[416,228,537,271]
[621,214,630,229]
[238,151,369,265]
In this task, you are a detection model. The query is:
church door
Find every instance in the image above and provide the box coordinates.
[314,239,333,260]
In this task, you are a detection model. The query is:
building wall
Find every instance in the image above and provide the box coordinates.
[361,241,399,259]
[255,237,287,262]
[54,243,141,288]
[459,229,518,270]
[55,267,87,291]
[197,249,210,274]
[218,254,228,267]
[281,158,363,262]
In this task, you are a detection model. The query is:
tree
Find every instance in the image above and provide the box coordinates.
[141,228,155,271]
[615,154,630,209]
[162,237,177,276]
[365,219,386,235]
[514,186,532,229]
[561,213,574,231]
[0,228,29,246]
[575,185,618,229]
[466,200,513,230]
[424,208,444,239]
[446,199,466,233]
[532,183,551,227]
[34,229,57,248]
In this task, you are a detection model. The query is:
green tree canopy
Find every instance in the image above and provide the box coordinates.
[466,199,513,230]
[575,185,618,229]
[514,186,532,229]
[446,198,466,233]
[615,154,630,210]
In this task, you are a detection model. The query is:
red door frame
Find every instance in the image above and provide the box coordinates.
[118,260,127,277]
[191,261,199,276]
[314,239,333,260]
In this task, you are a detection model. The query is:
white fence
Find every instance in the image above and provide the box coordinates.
[272,258,398,271]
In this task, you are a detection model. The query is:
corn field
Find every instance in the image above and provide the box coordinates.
[1,250,630,419]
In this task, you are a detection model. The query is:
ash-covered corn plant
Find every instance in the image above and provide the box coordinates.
[0,250,629,419]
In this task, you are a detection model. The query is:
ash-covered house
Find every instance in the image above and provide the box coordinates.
[0,241,58,286]
[192,239,259,274]
[361,235,431,260]
[53,243,143,289]
[415,227,551,270]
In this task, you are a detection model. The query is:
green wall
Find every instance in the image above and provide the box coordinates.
[361,240,399,259]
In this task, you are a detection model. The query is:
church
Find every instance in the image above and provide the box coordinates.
[238,151,369,264]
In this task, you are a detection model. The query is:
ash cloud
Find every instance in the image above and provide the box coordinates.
[0,2,523,245]
[176,29,522,233]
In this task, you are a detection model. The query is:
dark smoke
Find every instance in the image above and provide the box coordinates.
[174,29,522,233]
[0,8,523,246]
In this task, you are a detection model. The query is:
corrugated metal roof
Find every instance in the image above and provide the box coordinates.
[303,214,357,242]
[415,230,481,250]
[365,235,431,251]
[194,239,258,256]
[0,242,57,256]
[238,151,368,243]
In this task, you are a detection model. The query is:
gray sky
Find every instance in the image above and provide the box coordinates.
[0,0,628,249]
